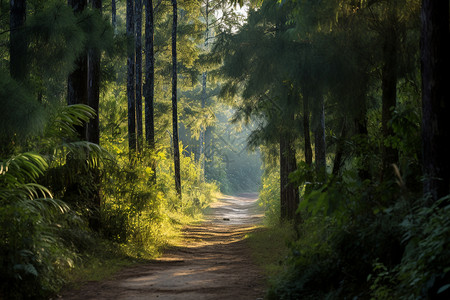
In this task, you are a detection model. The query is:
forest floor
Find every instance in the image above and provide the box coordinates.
[59,193,266,300]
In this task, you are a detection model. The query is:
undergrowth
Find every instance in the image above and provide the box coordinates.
[0,104,219,299]
[258,166,450,300]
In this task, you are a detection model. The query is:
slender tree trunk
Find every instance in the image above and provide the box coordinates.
[172,0,181,198]
[86,0,102,231]
[127,0,137,153]
[135,0,143,151]
[354,90,371,181]
[421,0,450,202]
[144,0,156,182]
[280,131,299,222]
[68,0,88,140]
[332,120,347,177]
[198,0,209,179]
[112,0,116,32]
[314,95,326,181]
[303,93,313,167]
[381,21,398,181]
[10,0,27,82]
[88,0,102,145]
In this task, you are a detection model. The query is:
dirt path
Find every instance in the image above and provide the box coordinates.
[60,193,266,300]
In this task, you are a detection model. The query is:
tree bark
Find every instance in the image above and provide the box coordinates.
[144,0,156,182]
[198,0,209,180]
[135,0,143,151]
[280,132,299,222]
[332,120,347,177]
[172,0,181,198]
[87,0,102,145]
[86,0,102,231]
[112,0,116,32]
[68,0,88,140]
[10,0,27,82]
[421,0,450,202]
[314,95,326,181]
[303,92,313,167]
[127,0,137,153]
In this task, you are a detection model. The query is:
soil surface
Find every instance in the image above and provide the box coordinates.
[60,193,266,300]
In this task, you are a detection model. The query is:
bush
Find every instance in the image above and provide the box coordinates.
[0,153,76,299]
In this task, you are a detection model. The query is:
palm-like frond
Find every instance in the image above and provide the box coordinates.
[44,104,96,140]
[0,153,53,204]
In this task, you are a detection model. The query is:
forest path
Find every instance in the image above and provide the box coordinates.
[60,193,266,300]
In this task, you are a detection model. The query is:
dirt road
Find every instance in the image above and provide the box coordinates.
[60,193,266,300]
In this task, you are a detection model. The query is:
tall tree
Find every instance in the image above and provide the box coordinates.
[314,95,326,180]
[127,0,137,152]
[87,0,102,145]
[87,0,102,231]
[172,0,182,197]
[198,0,210,179]
[302,92,313,167]
[68,0,88,140]
[135,0,143,150]
[421,0,450,202]
[112,0,116,31]
[280,110,300,222]
[144,0,156,182]
[10,0,27,82]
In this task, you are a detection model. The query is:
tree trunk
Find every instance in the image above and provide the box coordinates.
[10,0,27,82]
[68,0,88,140]
[381,21,398,181]
[198,0,209,180]
[421,0,450,202]
[314,95,326,181]
[86,0,102,231]
[127,0,137,153]
[303,92,313,167]
[112,0,116,32]
[332,120,347,177]
[87,0,102,145]
[354,91,371,181]
[144,0,156,182]
[280,132,299,222]
[135,0,143,151]
[172,0,181,198]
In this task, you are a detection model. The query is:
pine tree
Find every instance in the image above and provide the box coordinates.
[88,0,102,145]
[135,0,143,150]
[172,0,182,198]
[112,0,117,31]
[421,0,450,202]
[68,0,88,140]
[198,0,210,180]
[144,0,156,182]
[127,0,137,152]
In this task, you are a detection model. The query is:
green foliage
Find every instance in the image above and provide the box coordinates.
[0,152,76,299]
[258,167,280,225]
[0,72,45,145]
[394,196,450,298]
[266,167,450,299]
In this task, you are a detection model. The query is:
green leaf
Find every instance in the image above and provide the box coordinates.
[438,284,450,294]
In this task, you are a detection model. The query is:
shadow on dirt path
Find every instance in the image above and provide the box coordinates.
[60,193,266,300]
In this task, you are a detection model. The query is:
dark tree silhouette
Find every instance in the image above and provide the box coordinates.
[421,0,450,202]
[127,0,137,152]
[10,0,27,82]
[172,0,181,198]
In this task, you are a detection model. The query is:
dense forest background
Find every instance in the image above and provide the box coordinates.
[1,0,450,299]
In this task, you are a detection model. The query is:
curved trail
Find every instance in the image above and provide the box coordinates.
[61,193,265,300]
